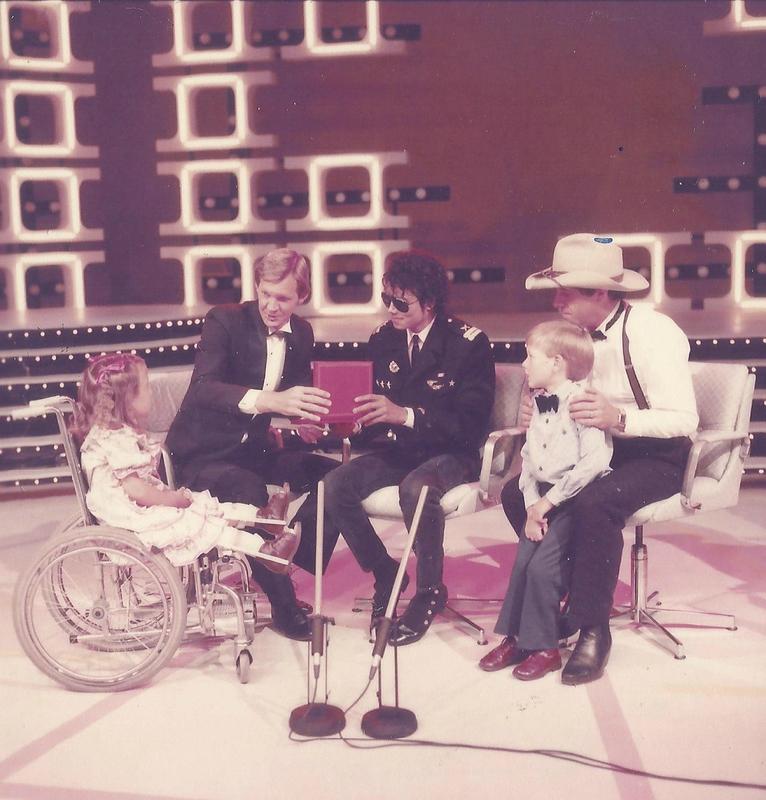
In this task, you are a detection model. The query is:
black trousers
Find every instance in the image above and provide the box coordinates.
[178,446,341,586]
[500,436,690,627]
[323,448,479,590]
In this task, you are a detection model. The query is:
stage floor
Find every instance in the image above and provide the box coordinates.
[1,487,765,800]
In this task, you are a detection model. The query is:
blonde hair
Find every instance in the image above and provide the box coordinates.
[254,248,310,302]
[526,320,594,381]
[71,353,146,442]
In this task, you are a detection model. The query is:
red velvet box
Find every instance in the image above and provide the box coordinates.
[312,360,373,423]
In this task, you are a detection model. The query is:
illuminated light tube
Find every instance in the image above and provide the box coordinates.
[152,0,270,66]
[704,0,766,34]
[1,81,97,159]
[173,0,243,62]
[706,230,766,309]
[158,158,277,235]
[0,0,91,73]
[5,167,101,243]
[304,240,409,316]
[8,251,103,312]
[284,152,408,232]
[154,72,275,152]
[608,232,693,307]
[161,244,274,306]
[283,0,404,60]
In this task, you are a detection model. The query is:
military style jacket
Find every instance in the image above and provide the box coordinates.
[361,314,496,461]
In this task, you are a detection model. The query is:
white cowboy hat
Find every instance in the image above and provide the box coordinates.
[525,233,649,292]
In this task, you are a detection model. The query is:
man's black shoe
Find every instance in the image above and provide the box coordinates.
[561,624,611,685]
[389,584,448,647]
[270,605,311,641]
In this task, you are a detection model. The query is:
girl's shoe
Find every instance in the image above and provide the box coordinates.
[258,523,301,574]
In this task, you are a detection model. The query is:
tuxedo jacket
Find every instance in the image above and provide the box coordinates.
[166,302,314,482]
[360,314,496,462]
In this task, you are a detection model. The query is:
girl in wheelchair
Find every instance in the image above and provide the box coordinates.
[73,353,300,572]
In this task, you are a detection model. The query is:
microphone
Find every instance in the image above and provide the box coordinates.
[369,618,394,679]
[368,485,428,680]
[311,484,325,679]
[311,615,324,679]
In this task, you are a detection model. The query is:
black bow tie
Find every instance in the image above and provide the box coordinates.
[268,330,287,338]
[590,330,607,341]
[535,394,559,414]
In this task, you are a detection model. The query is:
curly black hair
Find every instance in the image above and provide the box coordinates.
[383,250,449,316]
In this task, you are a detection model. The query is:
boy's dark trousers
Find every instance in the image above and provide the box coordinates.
[498,436,689,631]
[494,482,574,650]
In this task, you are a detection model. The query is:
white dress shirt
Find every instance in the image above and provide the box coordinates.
[590,303,698,439]
[520,380,613,509]
[237,320,292,415]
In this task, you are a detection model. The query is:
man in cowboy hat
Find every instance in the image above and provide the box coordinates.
[479,233,698,684]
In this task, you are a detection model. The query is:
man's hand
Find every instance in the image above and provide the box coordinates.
[569,387,620,430]
[519,392,533,429]
[296,424,325,444]
[353,393,408,427]
[255,386,331,422]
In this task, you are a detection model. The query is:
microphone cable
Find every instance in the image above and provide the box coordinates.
[288,730,766,791]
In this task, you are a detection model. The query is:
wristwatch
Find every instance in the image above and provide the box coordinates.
[616,408,627,433]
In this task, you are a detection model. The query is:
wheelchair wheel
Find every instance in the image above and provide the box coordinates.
[54,510,88,536]
[13,526,187,692]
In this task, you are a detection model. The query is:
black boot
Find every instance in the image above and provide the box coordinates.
[389,584,448,647]
[561,624,611,685]
[249,559,310,641]
[370,558,409,632]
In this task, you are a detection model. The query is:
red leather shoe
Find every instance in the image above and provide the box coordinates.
[478,636,528,672]
[512,648,562,681]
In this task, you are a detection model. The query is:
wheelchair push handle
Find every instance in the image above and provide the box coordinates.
[10,395,75,419]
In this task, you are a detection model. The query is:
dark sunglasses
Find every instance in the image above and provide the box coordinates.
[381,292,419,313]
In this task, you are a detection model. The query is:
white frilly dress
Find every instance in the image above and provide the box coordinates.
[81,425,254,566]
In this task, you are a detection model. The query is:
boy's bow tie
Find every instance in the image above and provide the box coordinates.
[535,394,559,414]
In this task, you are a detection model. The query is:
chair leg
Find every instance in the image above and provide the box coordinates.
[612,526,737,659]
[351,596,502,645]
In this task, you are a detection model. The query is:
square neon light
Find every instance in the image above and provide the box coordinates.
[4,81,76,156]
[9,167,81,241]
[176,74,247,150]
[171,0,245,63]
[304,0,380,56]
[0,0,73,70]
[178,160,250,233]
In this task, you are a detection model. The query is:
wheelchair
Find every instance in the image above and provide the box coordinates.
[12,396,268,692]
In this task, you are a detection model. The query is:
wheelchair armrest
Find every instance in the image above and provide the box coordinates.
[680,428,750,509]
[479,426,526,502]
[159,444,177,490]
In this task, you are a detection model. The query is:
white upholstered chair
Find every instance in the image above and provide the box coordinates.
[354,363,528,642]
[612,361,755,659]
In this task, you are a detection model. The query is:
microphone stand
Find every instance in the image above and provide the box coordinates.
[289,481,346,736]
[361,484,427,740]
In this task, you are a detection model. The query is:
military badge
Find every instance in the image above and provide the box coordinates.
[389,361,400,373]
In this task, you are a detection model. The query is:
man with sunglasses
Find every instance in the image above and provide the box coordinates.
[324,250,496,646]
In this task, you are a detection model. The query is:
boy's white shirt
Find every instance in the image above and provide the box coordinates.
[519,379,613,509]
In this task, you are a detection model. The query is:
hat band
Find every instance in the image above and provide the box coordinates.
[542,266,626,285]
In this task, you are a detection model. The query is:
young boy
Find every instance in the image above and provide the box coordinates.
[479,320,613,681]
